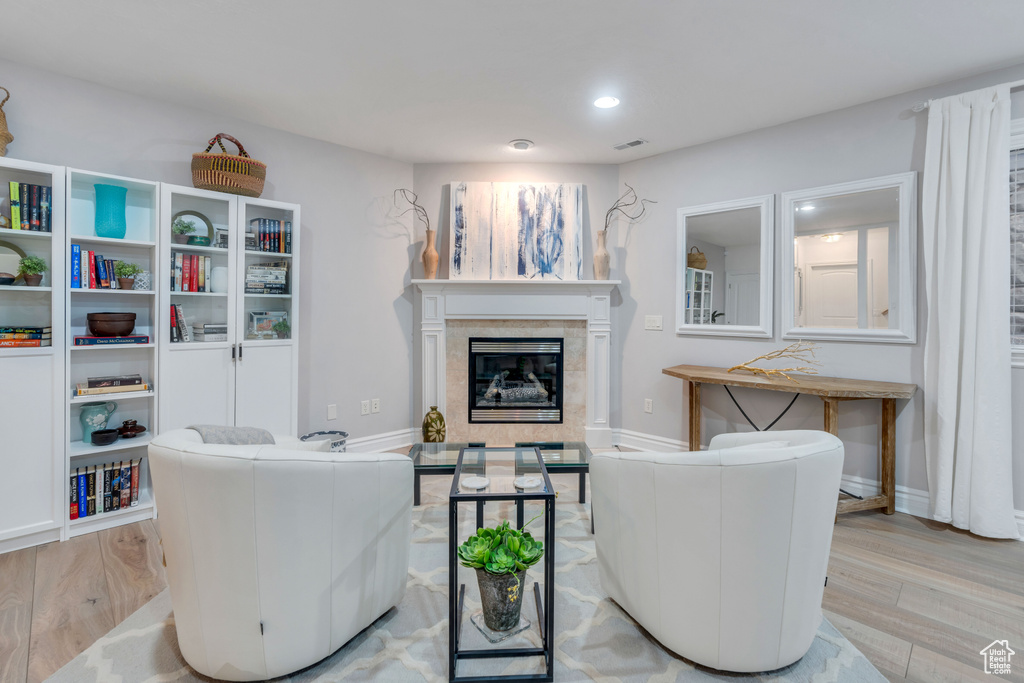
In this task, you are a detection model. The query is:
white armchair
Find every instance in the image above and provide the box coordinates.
[591,430,843,672]
[148,428,413,681]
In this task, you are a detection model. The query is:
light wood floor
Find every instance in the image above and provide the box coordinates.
[0,508,1021,682]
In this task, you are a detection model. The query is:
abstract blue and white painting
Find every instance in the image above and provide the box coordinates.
[449,182,584,280]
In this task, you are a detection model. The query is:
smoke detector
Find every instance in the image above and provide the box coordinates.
[508,139,534,151]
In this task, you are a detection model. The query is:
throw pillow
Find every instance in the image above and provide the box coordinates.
[187,425,275,445]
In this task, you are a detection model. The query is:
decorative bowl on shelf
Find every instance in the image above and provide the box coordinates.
[87,312,136,337]
[0,272,15,285]
[118,420,147,438]
[187,236,211,246]
[91,428,120,446]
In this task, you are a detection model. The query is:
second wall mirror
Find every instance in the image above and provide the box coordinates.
[675,195,774,338]
[781,172,917,343]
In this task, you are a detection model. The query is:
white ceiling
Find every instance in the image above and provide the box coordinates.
[3,0,1024,164]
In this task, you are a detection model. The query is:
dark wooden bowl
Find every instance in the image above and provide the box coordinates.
[91,428,120,446]
[87,312,136,337]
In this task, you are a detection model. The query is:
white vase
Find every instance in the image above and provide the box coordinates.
[594,232,611,280]
[210,266,228,293]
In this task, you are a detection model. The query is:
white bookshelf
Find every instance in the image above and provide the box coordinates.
[64,168,160,538]
[0,157,66,554]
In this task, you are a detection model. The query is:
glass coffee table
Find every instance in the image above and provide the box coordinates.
[408,440,592,506]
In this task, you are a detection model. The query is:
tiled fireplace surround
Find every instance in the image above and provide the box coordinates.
[414,280,619,447]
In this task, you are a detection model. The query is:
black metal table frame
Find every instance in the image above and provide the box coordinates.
[448,446,556,683]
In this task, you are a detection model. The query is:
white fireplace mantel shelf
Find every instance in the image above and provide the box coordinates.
[413,279,619,447]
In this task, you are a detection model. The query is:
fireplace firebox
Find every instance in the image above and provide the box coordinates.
[468,337,563,423]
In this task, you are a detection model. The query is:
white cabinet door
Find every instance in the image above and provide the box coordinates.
[159,345,235,430]
[234,343,295,434]
[0,356,62,544]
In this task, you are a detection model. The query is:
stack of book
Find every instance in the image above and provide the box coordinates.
[247,217,292,253]
[69,459,140,519]
[193,322,227,342]
[0,325,52,347]
[75,373,149,397]
[245,261,288,294]
[74,335,149,346]
[8,182,52,232]
[170,303,190,342]
[171,252,212,292]
[71,247,139,289]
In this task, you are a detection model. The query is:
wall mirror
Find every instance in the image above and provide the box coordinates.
[781,172,916,343]
[675,195,774,338]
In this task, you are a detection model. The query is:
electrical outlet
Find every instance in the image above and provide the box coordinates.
[327,404,337,421]
[360,400,370,416]
[644,398,654,414]
[644,315,663,331]
[371,398,381,414]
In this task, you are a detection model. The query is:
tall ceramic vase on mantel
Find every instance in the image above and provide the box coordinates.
[422,228,439,279]
[593,231,611,280]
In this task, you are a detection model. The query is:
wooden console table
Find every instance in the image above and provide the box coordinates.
[662,364,917,515]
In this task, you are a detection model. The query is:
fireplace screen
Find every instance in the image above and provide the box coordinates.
[469,338,563,423]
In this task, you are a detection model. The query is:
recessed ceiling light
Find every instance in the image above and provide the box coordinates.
[798,204,815,212]
[594,96,620,109]
[821,233,842,243]
[508,139,534,151]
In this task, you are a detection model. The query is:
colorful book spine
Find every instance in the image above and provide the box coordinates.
[119,462,132,509]
[73,335,150,345]
[190,255,198,292]
[77,469,87,518]
[285,221,292,253]
[76,383,149,396]
[106,259,117,288]
[71,244,81,288]
[175,304,190,342]
[40,187,51,232]
[130,460,140,507]
[170,304,179,342]
[29,185,41,231]
[179,253,189,291]
[0,326,51,333]
[103,464,113,513]
[0,339,52,347]
[197,255,205,292]
[87,374,142,388]
[204,256,211,292]
[86,466,97,517]
[0,333,50,339]
[111,465,120,511]
[19,183,29,230]
[70,472,78,520]
[8,182,20,230]
[95,253,109,288]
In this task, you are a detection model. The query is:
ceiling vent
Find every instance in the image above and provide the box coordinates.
[613,138,648,151]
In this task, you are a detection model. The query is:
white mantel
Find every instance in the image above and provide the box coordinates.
[413,279,620,447]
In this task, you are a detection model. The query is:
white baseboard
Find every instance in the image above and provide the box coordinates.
[612,429,1024,539]
[346,428,418,453]
[613,428,686,452]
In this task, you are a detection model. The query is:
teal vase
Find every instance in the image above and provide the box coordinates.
[80,401,117,443]
[94,184,128,239]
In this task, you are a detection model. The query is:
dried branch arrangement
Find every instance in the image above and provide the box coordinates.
[394,188,429,232]
[602,183,656,233]
[727,341,821,382]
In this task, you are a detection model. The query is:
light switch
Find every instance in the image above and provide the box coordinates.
[644,315,663,331]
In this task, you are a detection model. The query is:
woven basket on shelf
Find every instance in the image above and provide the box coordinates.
[687,246,708,270]
[191,133,266,197]
[0,87,13,157]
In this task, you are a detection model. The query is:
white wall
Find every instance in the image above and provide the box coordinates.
[410,163,621,422]
[618,62,1024,509]
[0,58,415,439]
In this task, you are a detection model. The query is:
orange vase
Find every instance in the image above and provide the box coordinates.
[422,229,439,279]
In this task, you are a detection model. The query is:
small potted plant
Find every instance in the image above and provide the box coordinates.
[114,260,143,289]
[17,255,47,286]
[171,217,196,244]
[457,517,544,633]
[271,318,290,339]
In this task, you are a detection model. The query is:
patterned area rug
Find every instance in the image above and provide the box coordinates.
[48,492,885,682]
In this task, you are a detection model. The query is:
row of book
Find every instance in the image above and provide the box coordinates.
[8,182,52,232]
[74,373,150,397]
[245,261,289,294]
[172,252,212,292]
[0,325,51,347]
[70,459,140,520]
[248,217,292,254]
[71,246,139,289]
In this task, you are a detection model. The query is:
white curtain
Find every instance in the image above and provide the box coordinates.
[922,84,1019,539]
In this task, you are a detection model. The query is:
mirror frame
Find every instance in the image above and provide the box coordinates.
[675,194,774,338]
[780,171,917,344]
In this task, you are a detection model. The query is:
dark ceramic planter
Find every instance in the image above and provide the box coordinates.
[476,569,526,631]
[118,278,135,290]
[22,273,43,286]
[171,233,190,244]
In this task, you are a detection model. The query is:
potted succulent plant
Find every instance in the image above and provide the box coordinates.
[171,217,196,244]
[271,318,290,339]
[457,517,544,632]
[17,255,47,286]
[114,260,143,289]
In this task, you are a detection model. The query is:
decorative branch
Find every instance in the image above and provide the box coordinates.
[394,188,430,232]
[727,341,821,383]
[602,183,656,233]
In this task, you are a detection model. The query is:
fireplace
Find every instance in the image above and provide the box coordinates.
[468,338,563,423]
